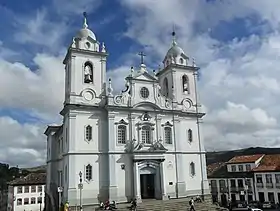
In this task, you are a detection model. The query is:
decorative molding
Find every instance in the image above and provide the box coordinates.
[161,121,173,127]
[114,119,129,125]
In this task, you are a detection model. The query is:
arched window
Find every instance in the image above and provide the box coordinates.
[182,75,189,93]
[85,164,93,181]
[85,125,92,141]
[142,125,152,144]
[164,127,172,144]
[188,129,193,142]
[84,61,93,83]
[190,162,195,176]
[164,77,169,97]
[179,58,184,64]
[117,125,126,144]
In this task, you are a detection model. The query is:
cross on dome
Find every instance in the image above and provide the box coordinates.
[83,12,88,28]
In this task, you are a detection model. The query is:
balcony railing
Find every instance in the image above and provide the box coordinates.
[266,183,274,188]
[256,183,264,188]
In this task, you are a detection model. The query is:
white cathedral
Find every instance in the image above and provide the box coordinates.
[44,15,210,209]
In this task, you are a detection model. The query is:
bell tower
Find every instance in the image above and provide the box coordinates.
[63,12,108,105]
[157,31,198,106]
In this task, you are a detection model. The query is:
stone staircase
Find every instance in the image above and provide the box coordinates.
[93,198,228,211]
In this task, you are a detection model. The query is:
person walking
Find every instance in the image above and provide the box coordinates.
[189,198,195,211]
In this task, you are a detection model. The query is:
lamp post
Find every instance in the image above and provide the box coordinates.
[78,171,83,211]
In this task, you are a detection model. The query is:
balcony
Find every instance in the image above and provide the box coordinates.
[256,183,264,188]
[266,183,274,189]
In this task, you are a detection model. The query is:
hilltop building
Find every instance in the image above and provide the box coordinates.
[45,14,210,209]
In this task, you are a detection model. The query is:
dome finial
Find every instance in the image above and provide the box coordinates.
[171,24,177,46]
[83,12,88,29]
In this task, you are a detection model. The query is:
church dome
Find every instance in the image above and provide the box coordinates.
[75,12,96,41]
[76,28,96,40]
[166,40,185,58]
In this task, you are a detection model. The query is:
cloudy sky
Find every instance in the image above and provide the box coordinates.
[1,0,280,167]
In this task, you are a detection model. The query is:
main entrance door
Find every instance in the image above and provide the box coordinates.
[140,174,155,199]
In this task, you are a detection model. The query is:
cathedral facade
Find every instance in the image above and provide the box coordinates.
[45,15,210,208]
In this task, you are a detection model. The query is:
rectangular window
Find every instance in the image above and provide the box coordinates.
[17,186,22,194]
[141,126,151,144]
[37,197,42,204]
[230,179,236,187]
[256,174,263,183]
[246,164,251,171]
[238,165,244,171]
[188,129,193,142]
[211,180,217,187]
[85,164,93,181]
[17,198,22,205]
[85,125,92,141]
[164,127,172,144]
[266,174,273,183]
[24,186,29,193]
[37,186,43,192]
[231,165,236,172]
[31,185,36,193]
[237,179,243,187]
[219,180,226,187]
[117,125,126,144]
[24,198,29,205]
[31,197,36,204]
[275,174,280,183]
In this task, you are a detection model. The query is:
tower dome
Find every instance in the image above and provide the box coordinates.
[75,12,96,41]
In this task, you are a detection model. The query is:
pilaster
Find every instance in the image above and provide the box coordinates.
[174,116,186,197]
[70,55,76,95]
[160,162,168,200]
[133,162,141,202]
[108,112,118,201]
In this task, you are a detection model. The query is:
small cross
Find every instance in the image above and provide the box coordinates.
[138,52,146,64]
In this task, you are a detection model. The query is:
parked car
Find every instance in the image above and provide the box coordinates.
[261,201,275,209]
[248,201,261,209]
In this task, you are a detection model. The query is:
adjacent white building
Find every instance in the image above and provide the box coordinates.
[45,14,210,210]
[253,154,280,203]
[6,173,46,211]
[208,154,280,206]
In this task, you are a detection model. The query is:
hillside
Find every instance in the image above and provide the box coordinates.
[206,147,280,165]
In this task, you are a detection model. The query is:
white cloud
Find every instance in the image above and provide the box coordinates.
[3,0,280,167]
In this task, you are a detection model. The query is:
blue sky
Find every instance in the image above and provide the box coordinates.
[1,0,280,167]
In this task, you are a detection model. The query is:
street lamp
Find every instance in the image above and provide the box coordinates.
[78,171,83,211]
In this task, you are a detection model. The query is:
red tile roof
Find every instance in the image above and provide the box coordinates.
[227,154,264,164]
[253,154,280,172]
[207,162,225,176]
[8,173,46,186]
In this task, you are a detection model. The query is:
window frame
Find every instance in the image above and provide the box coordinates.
[83,61,94,84]
[17,186,22,194]
[266,174,273,183]
[85,125,93,142]
[37,185,43,192]
[238,165,244,172]
[231,165,236,172]
[117,124,127,145]
[17,198,22,206]
[164,126,172,144]
[31,185,36,193]
[245,164,251,171]
[31,197,36,204]
[24,198,29,205]
[188,129,193,142]
[85,164,93,182]
[182,75,190,94]
[256,174,263,183]
[141,125,152,145]
[190,162,196,176]
[24,186,29,193]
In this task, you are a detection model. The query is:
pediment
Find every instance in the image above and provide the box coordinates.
[133,72,157,81]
